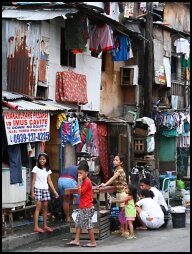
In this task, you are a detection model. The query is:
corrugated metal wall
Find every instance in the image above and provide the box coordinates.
[5,20,40,96]
[164,3,190,33]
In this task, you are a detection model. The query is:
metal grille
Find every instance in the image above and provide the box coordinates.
[171,81,185,96]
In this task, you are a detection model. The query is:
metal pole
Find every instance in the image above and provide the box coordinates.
[126,123,132,183]
[59,123,63,176]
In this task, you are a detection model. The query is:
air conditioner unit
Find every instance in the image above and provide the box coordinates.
[2,167,27,209]
[120,65,139,86]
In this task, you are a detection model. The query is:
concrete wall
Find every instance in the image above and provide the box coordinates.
[42,19,102,111]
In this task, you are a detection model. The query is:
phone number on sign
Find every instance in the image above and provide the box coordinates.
[11,132,50,143]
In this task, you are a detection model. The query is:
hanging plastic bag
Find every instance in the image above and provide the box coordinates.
[176,180,185,190]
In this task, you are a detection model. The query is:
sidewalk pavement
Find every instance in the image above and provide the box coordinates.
[2,219,70,252]
[2,210,190,252]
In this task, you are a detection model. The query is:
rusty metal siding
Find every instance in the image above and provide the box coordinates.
[5,20,40,96]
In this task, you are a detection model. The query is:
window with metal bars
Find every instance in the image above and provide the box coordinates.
[171,55,185,82]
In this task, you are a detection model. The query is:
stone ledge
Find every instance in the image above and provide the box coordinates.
[2,224,70,251]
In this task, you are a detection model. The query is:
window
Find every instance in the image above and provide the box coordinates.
[120,65,139,86]
[171,55,184,82]
[60,27,76,67]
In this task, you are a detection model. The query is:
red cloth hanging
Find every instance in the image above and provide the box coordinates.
[97,123,109,182]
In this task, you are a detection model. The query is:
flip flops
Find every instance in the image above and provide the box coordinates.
[34,228,45,233]
[66,241,80,247]
[82,243,97,247]
[43,226,54,232]
[127,235,136,240]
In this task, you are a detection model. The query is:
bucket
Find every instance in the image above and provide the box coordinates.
[159,175,177,195]
[171,212,186,228]
[171,206,186,228]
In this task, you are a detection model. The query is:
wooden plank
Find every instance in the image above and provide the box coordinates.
[100,229,111,236]
[64,186,116,195]
[99,222,110,230]
[100,232,111,239]
[6,205,36,213]
[69,218,108,226]
[99,213,110,220]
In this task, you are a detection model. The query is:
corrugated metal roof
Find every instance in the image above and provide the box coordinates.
[2,99,77,111]
[123,20,141,34]
[2,91,78,111]
[37,100,78,111]
[12,2,62,5]
[2,4,144,40]
[2,9,78,20]
[2,90,30,100]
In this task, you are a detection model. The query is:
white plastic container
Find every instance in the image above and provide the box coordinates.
[170,206,186,213]
[2,167,27,209]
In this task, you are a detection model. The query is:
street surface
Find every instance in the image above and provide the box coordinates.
[10,223,190,252]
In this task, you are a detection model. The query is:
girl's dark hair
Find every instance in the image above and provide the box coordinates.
[128,184,137,203]
[78,160,89,172]
[116,153,129,183]
[37,153,50,171]
[139,189,154,199]
[116,153,125,167]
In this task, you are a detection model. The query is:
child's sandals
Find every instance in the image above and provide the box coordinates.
[127,235,136,240]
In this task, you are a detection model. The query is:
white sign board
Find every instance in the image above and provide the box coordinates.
[3,111,50,145]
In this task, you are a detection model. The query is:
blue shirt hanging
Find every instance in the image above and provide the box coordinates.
[112,35,129,61]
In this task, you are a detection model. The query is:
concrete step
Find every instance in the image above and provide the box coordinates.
[2,221,70,251]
